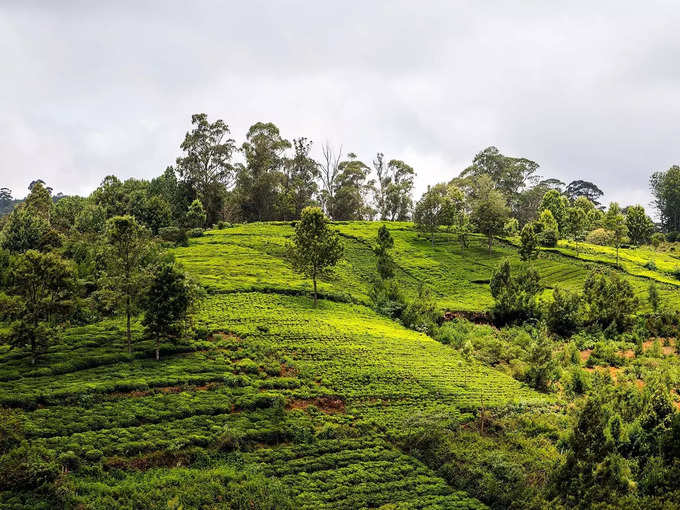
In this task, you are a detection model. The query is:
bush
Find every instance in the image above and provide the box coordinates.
[400,285,439,335]
[0,445,59,490]
[539,228,558,247]
[187,227,204,238]
[216,221,233,229]
[489,260,542,326]
[586,228,614,246]
[369,279,406,319]
[583,270,638,334]
[159,226,189,246]
[667,231,680,243]
[546,287,583,337]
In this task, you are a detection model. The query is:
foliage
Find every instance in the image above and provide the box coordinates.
[103,216,152,352]
[175,113,236,225]
[185,199,206,229]
[545,287,583,337]
[626,204,655,245]
[583,269,638,334]
[374,224,396,280]
[470,175,510,254]
[519,222,539,261]
[586,227,614,246]
[286,207,343,305]
[400,285,439,335]
[537,209,559,247]
[143,264,199,360]
[489,259,542,325]
[650,165,680,233]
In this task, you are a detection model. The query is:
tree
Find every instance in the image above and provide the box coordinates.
[489,259,542,325]
[175,113,236,226]
[546,287,583,337]
[0,187,13,216]
[539,189,569,234]
[330,153,372,220]
[583,270,638,333]
[648,281,660,313]
[286,207,343,306]
[237,122,291,222]
[23,181,52,222]
[91,175,127,218]
[143,264,198,361]
[537,209,559,247]
[185,199,207,229]
[375,224,396,280]
[470,175,510,254]
[459,146,539,211]
[604,203,628,266]
[104,216,151,353]
[319,143,342,217]
[372,153,415,221]
[6,250,75,364]
[413,183,463,246]
[519,222,540,261]
[650,165,680,233]
[0,207,48,253]
[280,138,319,220]
[565,180,604,206]
[52,196,87,233]
[626,205,654,245]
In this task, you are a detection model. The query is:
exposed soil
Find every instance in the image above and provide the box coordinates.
[287,396,345,414]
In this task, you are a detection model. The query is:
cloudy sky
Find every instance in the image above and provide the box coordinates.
[2,1,679,208]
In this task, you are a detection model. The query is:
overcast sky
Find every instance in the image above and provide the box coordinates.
[2,1,679,209]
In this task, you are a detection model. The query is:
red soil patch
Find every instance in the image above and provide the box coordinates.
[287,397,345,414]
[280,363,298,377]
[209,332,242,343]
[580,350,592,362]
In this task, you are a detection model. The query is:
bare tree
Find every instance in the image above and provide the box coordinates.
[319,142,342,217]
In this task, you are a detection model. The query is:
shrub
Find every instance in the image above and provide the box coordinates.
[546,287,583,337]
[159,226,189,246]
[489,260,542,326]
[0,445,59,490]
[400,285,439,335]
[369,278,406,319]
[187,227,204,238]
[667,231,680,243]
[583,270,638,334]
[586,228,614,246]
[651,232,665,249]
[57,450,80,471]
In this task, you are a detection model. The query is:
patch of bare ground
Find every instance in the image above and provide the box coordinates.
[107,382,221,399]
[287,396,345,414]
[280,363,298,377]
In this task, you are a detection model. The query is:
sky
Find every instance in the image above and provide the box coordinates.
[2,1,679,210]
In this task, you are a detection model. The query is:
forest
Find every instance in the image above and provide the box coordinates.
[3,113,680,509]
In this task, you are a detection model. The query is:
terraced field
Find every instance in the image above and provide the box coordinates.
[6,220,674,508]
[176,222,680,312]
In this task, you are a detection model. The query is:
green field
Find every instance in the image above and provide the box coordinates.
[4,221,677,508]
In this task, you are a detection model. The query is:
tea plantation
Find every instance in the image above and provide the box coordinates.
[2,221,679,509]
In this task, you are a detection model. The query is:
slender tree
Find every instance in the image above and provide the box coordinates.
[104,216,151,353]
[287,207,343,306]
[470,175,510,254]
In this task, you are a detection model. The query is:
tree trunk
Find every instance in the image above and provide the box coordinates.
[156,339,160,361]
[313,277,318,307]
[126,295,132,354]
[431,231,435,247]
[488,233,492,255]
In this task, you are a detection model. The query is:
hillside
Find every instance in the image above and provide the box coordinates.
[4,221,680,509]
[0,222,556,510]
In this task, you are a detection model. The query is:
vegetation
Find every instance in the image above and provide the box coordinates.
[4,118,680,508]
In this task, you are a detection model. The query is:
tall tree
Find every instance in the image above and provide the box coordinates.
[319,143,342,217]
[280,138,319,220]
[565,180,604,206]
[104,216,151,353]
[7,250,75,364]
[470,175,510,254]
[330,153,372,220]
[23,181,52,223]
[625,205,654,245]
[91,175,127,218]
[519,222,540,261]
[175,113,236,226]
[372,153,415,221]
[286,207,343,306]
[375,224,396,280]
[413,183,461,246]
[0,188,13,215]
[459,146,539,211]
[650,165,680,233]
[539,190,569,234]
[237,122,291,222]
[604,203,628,266]
[143,264,198,361]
